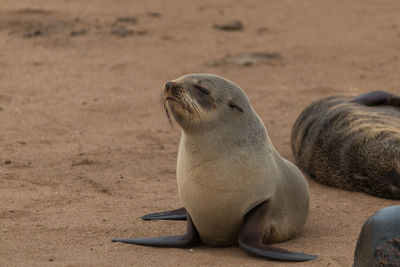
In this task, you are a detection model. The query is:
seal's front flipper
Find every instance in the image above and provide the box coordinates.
[345,91,400,106]
[112,214,198,248]
[141,207,187,221]
[238,201,318,262]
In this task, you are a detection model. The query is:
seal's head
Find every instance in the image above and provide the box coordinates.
[162,74,253,133]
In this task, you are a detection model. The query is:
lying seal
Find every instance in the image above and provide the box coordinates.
[113,74,317,261]
[353,205,400,267]
[291,91,400,199]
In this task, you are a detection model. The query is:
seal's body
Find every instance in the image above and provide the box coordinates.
[173,74,309,246]
[354,205,400,267]
[113,74,316,261]
[291,91,400,199]
[178,119,309,246]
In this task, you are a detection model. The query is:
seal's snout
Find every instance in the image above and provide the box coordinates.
[164,81,175,92]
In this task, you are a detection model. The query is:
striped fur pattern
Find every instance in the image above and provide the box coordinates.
[291,91,400,199]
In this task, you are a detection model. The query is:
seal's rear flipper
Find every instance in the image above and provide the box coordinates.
[345,91,400,107]
[112,214,198,248]
[238,240,318,261]
[238,201,318,262]
[141,207,187,221]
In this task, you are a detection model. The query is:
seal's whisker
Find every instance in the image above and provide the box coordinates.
[161,83,204,129]
[160,89,175,128]
[165,108,174,128]
[182,90,202,126]
[181,92,193,114]
[191,101,202,124]
[179,91,196,129]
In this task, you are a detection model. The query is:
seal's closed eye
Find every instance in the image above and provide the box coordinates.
[194,85,210,96]
[228,100,243,113]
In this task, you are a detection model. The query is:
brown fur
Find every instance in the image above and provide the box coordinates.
[291,91,400,199]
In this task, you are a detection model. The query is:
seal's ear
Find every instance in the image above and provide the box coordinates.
[228,100,243,113]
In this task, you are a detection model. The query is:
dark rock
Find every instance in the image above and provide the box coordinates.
[214,20,243,31]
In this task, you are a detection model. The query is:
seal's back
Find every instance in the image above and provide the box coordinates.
[291,91,400,199]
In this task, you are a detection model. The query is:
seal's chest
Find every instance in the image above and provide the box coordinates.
[178,179,262,246]
[186,196,245,247]
[176,141,271,246]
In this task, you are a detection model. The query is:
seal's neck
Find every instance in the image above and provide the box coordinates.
[180,114,275,158]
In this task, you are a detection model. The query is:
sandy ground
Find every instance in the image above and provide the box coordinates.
[1,0,400,266]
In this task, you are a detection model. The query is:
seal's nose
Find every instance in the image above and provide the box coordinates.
[165,81,174,92]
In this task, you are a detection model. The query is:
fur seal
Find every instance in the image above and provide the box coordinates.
[291,91,400,199]
[353,205,400,267]
[112,74,317,261]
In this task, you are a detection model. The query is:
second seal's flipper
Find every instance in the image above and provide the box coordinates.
[112,214,199,248]
[238,201,318,262]
[345,91,400,107]
[141,207,187,221]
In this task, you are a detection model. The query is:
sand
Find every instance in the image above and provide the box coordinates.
[0,0,399,266]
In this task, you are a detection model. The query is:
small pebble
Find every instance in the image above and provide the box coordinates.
[116,16,138,24]
[147,12,161,18]
[214,20,243,31]
[23,30,42,38]
[70,29,88,36]
[111,28,134,37]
